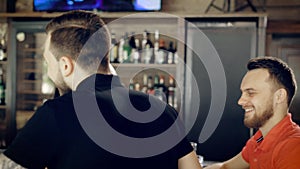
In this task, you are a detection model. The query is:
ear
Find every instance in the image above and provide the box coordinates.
[59,56,74,77]
[274,88,287,104]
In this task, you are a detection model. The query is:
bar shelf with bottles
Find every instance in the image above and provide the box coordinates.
[129,70,179,110]
[110,29,180,110]
[0,22,8,148]
[110,30,179,65]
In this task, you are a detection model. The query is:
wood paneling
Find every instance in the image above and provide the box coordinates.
[267,21,300,33]
[265,8,300,21]
[264,0,300,6]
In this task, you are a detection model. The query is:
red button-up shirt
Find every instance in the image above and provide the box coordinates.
[242,114,300,169]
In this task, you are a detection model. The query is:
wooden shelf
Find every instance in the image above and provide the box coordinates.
[18,90,43,95]
[0,11,267,19]
[0,60,7,64]
[0,12,177,19]
[19,100,43,104]
[22,79,43,83]
[22,48,43,53]
[22,58,43,63]
[22,69,43,73]
[18,91,53,97]
[112,63,176,68]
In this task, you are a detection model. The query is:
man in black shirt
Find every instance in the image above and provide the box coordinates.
[0,10,201,169]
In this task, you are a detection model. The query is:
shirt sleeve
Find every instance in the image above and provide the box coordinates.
[241,139,251,163]
[4,101,60,169]
[272,138,300,169]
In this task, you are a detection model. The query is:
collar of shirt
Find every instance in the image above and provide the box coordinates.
[76,74,123,91]
[252,114,295,152]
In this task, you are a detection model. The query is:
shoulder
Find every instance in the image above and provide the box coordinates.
[272,137,300,167]
[38,92,73,112]
[275,137,300,153]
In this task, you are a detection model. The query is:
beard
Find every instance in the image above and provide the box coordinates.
[53,71,71,96]
[244,101,274,129]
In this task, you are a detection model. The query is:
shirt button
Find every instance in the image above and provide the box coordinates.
[253,158,258,162]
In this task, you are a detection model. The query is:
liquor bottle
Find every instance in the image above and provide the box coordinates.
[153,30,160,64]
[153,75,168,102]
[133,38,140,64]
[134,82,141,91]
[0,23,7,61]
[129,32,140,64]
[141,30,153,49]
[173,41,179,64]
[141,74,148,93]
[117,36,125,63]
[0,67,5,105]
[0,39,7,61]
[158,39,167,64]
[144,44,152,64]
[129,80,134,90]
[123,32,132,63]
[167,41,176,64]
[147,75,154,94]
[141,30,153,64]
[109,32,118,63]
[167,76,176,108]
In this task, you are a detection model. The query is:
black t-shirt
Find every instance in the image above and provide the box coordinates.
[4,74,193,169]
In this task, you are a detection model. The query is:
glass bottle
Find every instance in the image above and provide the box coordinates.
[123,32,132,63]
[109,32,118,63]
[0,67,5,105]
[167,76,176,108]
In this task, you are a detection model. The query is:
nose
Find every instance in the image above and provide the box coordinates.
[238,94,246,106]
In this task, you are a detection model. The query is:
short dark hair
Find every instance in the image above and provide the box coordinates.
[247,56,297,106]
[45,10,110,72]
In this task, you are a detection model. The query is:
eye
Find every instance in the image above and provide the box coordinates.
[247,91,256,97]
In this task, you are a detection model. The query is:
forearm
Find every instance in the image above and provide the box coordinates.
[178,151,203,169]
[0,153,26,169]
[204,163,224,169]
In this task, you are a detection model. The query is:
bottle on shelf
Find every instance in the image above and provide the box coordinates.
[117,36,125,63]
[109,32,118,63]
[167,76,176,108]
[129,32,140,64]
[0,23,7,61]
[147,75,154,94]
[153,75,168,102]
[173,41,179,64]
[141,74,148,93]
[0,39,7,61]
[153,30,160,64]
[158,39,167,64]
[141,30,154,64]
[122,32,132,63]
[134,82,140,91]
[129,80,134,90]
[0,67,5,105]
[167,41,176,64]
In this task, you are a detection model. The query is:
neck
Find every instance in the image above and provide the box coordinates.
[68,64,114,90]
[260,107,288,137]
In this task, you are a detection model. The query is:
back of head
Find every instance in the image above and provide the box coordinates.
[45,10,111,73]
[247,56,297,106]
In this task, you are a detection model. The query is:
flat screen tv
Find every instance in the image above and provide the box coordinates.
[33,0,162,12]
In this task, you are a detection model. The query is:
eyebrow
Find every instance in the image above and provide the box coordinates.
[241,88,256,92]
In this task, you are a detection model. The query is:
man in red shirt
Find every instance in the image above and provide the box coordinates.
[206,56,300,169]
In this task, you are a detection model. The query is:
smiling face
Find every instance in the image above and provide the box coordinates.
[238,69,276,129]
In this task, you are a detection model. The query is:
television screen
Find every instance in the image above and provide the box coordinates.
[33,0,161,12]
